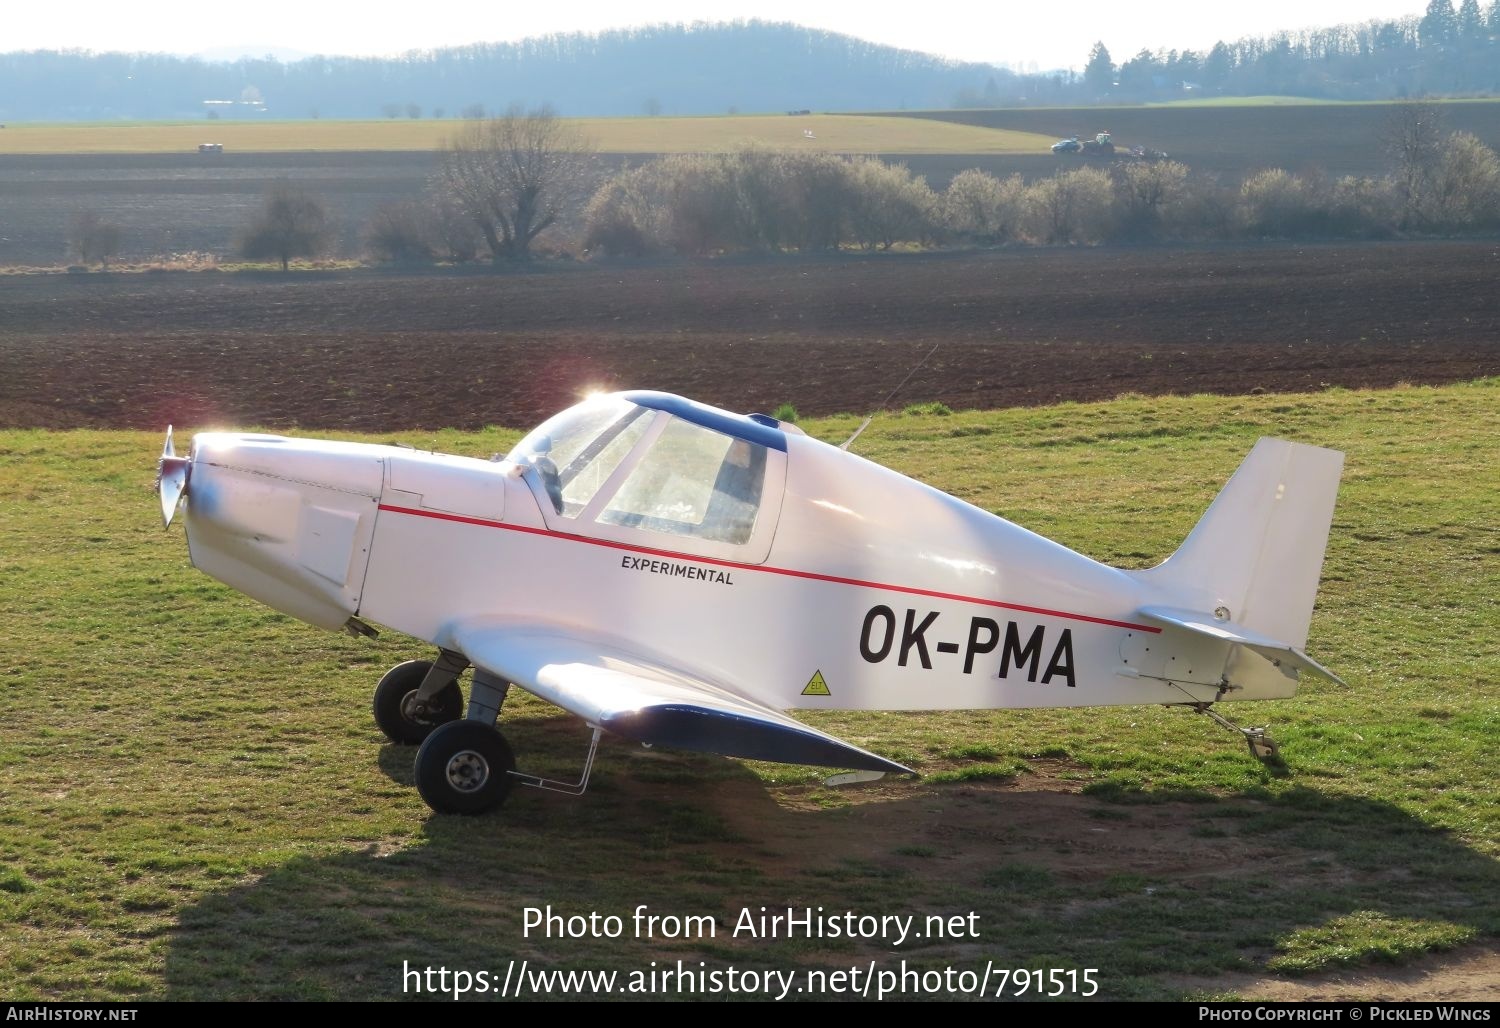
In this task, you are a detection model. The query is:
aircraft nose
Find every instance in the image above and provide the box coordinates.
[166,431,386,632]
[176,433,317,543]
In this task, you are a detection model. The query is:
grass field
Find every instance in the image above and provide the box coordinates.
[0,115,1053,156]
[0,381,1495,1000]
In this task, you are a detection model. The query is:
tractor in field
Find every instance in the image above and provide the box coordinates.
[1051,132,1115,156]
[1081,132,1114,155]
[1050,132,1170,162]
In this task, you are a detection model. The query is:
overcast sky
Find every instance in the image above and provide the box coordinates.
[7,1,1429,71]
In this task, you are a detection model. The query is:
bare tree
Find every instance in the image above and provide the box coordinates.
[429,195,484,263]
[365,200,436,264]
[943,169,1026,244]
[1385,101,1446,228]
[239,182,330,271]
[583,170,660,256]
[1024,167,1113,244]
[69,210,121,267]
[843,158,938,251]
[782,151,854,252]
[1428,131,1500,230]
[1113,160,1190,240]
[436,106,596,263]
[1238,168,1316,238]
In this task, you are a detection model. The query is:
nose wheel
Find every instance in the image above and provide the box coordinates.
[415,721,517,814]
[372,659,464,744]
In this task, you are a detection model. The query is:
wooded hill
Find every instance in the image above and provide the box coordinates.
[4,7,1500,123]
[0,22,1013,121]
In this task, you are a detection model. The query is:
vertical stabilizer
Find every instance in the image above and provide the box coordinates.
[1131,438,1344,649]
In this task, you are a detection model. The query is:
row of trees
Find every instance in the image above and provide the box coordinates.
[1081,0,1500,103]
[581,152,938,254]
[570,143,1500,254]
[364,144,1500,265]
[59,106,1500,270]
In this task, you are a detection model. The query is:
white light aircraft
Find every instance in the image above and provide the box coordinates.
[155,391,1345,814]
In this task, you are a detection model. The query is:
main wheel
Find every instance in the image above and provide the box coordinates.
[414,720,517,815]
[373,660,463,745]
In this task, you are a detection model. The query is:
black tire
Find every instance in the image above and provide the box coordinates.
[414,720,517,815]
[373,660,463,745]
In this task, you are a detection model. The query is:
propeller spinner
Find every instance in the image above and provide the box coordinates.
[157,426,191,528]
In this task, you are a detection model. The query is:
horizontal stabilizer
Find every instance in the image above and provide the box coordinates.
[1136,605,1347,687]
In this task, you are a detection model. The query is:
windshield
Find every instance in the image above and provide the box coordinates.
[600,420,766,544]
[507,397,652,517]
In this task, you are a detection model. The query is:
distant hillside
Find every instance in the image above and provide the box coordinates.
[5,10,1499,123]
[0,22,1020,122]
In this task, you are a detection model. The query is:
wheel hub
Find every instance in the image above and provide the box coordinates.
[445,749,490,793]
[401,690,438,725]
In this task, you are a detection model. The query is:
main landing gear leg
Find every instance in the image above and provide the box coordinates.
[465,668,510,727]
[413,666,525,816]
[415,668,515,815]
[414,667,605,815]
[372,649,469,745]
[1188,703,1283,763]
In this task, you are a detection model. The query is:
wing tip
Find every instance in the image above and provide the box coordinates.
[602,705,916,776]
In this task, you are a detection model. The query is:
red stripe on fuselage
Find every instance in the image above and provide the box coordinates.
[376,503,1162,633]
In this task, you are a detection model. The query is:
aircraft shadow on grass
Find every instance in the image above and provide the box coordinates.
[160,722,1500,1001]
[149,389,1488,997]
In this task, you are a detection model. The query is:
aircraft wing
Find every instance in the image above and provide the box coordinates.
[1136,605,1347,686]
[445,621,913,775]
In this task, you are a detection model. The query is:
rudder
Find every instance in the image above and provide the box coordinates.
[1131,437,1344,650]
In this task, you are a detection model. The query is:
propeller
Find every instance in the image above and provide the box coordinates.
[156,425,192,529]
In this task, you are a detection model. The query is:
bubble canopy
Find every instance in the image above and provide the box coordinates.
[506,392,781,546]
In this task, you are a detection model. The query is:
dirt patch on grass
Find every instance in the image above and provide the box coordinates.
[1171,945,1500,1001]
[677,763,1497,1000]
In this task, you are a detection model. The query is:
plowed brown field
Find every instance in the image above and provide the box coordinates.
[1,241,1496,431]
